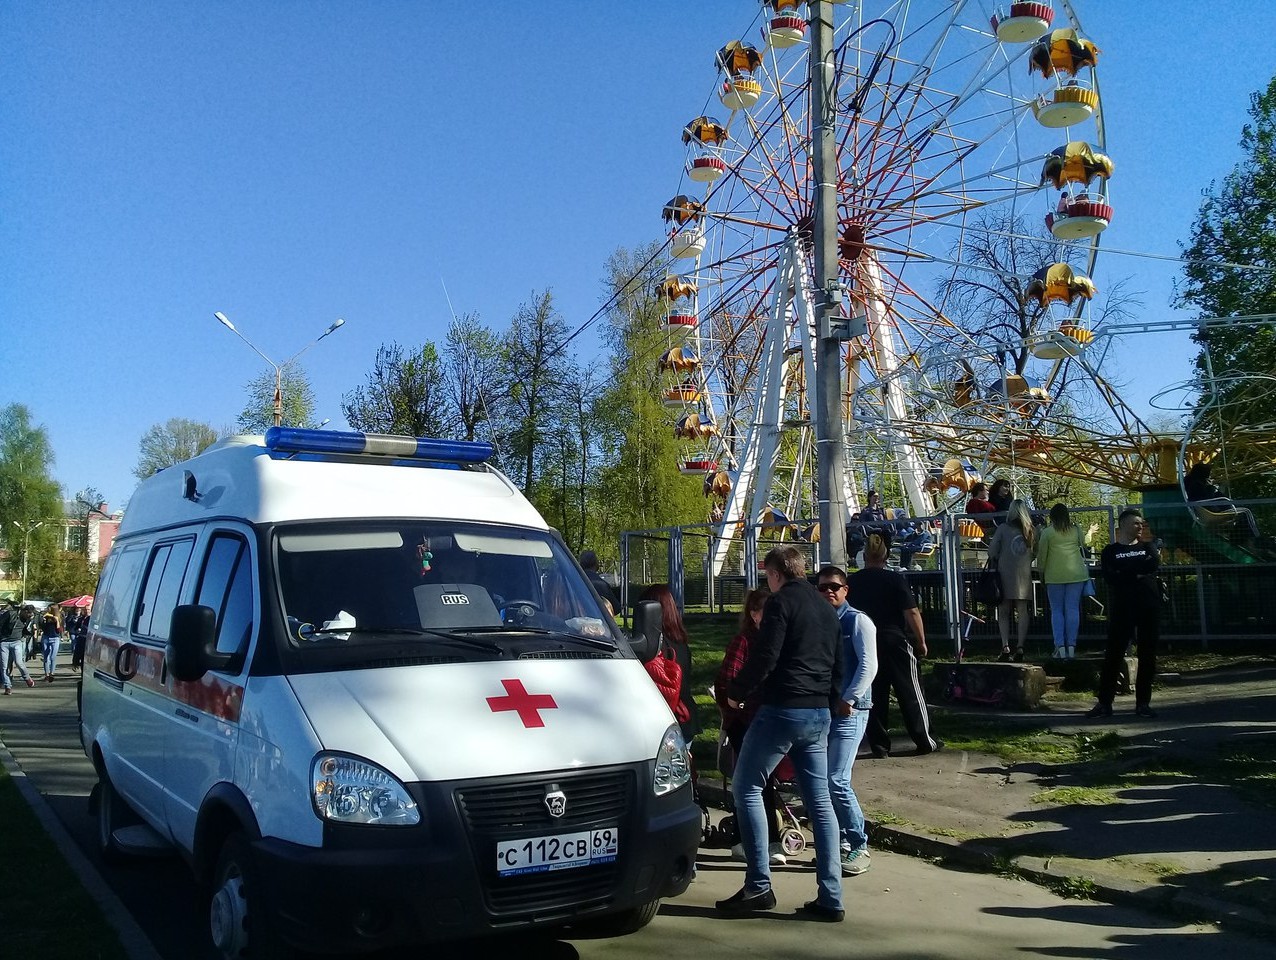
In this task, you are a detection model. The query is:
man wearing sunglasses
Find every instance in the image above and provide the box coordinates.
[817,567,878,877]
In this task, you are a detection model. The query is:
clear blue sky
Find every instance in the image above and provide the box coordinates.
[3,1,1274,511]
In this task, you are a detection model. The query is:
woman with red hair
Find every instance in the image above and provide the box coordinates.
[638,584,701,745]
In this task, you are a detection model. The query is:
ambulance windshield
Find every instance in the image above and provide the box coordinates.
[275,522,617,659]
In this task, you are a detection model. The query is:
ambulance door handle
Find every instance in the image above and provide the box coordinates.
[114,643,140,683]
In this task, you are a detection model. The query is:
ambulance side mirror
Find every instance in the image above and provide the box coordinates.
[168,604,233,682]
[630,600,662,663]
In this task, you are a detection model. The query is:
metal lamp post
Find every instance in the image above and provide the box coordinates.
[12,519,44,604]
[214,312,345,427]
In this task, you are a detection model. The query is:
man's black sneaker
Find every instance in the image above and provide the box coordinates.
[1134,705,1158,718]
[1085,702,1113,718]
[868,745,890,759]
[916,738,943,755]
[715,887,776,913]
[799,899,845,923]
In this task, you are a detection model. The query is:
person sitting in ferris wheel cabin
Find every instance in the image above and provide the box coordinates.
[965,482,999,538]
[1183,461,1262,540]
[847,491,894,565]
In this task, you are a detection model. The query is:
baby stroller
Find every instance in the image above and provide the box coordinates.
[704,687,807,856]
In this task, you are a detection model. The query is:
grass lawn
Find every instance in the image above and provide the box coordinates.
[0,767,130,959]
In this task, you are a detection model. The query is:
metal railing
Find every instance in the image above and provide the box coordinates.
[618,496,1276,652]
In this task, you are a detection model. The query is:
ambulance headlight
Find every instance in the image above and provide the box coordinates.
[652,724,692,796]
[311,754,420,826]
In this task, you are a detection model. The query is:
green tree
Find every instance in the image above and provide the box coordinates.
[500,290,573,493]
[28,551,99,600]
[443,314,504,443]
[1179,75,1276,497]
[0,404,63,589]
[134,418,220,479]
[594,246,708,562]
[237,364,317,433]
[341,342,455,437]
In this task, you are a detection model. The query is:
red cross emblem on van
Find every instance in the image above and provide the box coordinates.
[486,679,558,728]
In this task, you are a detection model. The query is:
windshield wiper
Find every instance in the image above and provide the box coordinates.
[456,625,617,651]
[321,626,505,655]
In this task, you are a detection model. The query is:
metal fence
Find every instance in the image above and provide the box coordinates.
[617,496,1276,655]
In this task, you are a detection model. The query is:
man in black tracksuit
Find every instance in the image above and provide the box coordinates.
[848,534,939,756]
[717,546,845,922]
[1088,508,1161,718]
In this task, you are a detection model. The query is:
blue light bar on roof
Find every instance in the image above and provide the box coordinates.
[264,427,495,464]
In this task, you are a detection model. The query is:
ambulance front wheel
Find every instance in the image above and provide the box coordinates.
[209,832,292,960]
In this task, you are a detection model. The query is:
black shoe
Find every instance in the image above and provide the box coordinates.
[1134,705,1158,718]
[1013,648,1025,663]
[998,650,1012,662]
[915,739,943,756]
[716,887,776,913]
[799,899,845,923]
[868,745,890,759]
[1085,702,1113,719]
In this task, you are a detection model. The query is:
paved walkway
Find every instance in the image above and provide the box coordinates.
[3,653,1275,956]
[847,660,1276,936]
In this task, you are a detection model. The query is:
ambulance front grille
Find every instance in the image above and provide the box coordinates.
[485,862,617,915]
[456,769,632,833]
[517,650,612,660]
[457,768,634,917]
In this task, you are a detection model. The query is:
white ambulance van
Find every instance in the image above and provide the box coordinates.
[80,427,698,957]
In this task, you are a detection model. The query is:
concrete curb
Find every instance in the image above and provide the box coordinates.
[698,780,1276,940]
[0,736,164,960]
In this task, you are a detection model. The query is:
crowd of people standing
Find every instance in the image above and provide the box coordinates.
[1,600,90,694]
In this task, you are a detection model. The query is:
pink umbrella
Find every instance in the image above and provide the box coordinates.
[58,595,94,608]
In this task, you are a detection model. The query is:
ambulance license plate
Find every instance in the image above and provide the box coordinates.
[496,827,619,876]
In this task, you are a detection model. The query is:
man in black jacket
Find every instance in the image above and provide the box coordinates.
[717,546,845,922]
[1087,508,1162,719]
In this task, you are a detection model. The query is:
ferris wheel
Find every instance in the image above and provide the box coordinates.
[656,1,1127,570]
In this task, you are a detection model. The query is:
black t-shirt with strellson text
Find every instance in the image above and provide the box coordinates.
[1100,541,1160,607]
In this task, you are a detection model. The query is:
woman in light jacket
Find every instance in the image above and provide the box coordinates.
[1034,503,1090,658]
[989,500,1035,661]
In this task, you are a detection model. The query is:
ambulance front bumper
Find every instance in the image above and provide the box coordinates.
[253,761,700,952]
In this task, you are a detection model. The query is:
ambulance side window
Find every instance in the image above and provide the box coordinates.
[195,535,254,659]
[133,539,195,642]
[93,544,148,635]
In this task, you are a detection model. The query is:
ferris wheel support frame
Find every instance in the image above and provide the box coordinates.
[707,237,818,578]
[860,252,934,517]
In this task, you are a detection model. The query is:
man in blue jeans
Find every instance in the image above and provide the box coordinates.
[817,565,878,876]
[718,546,845,921]
[1,601,36,695]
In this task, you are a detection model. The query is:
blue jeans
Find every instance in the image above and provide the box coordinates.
[1047,582,1086,650]
[828,708,870,851]
[42,636,60,676]
[732,705,842,909]
[2,640,32,689]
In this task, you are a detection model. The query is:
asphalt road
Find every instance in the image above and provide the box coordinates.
[4,660,1276,960]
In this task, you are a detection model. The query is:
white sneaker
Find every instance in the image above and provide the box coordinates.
[768,843,787,866]
[841,846,871,876]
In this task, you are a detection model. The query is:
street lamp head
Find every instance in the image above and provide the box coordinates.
[214,311,236,332]
[322,318,345,337]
